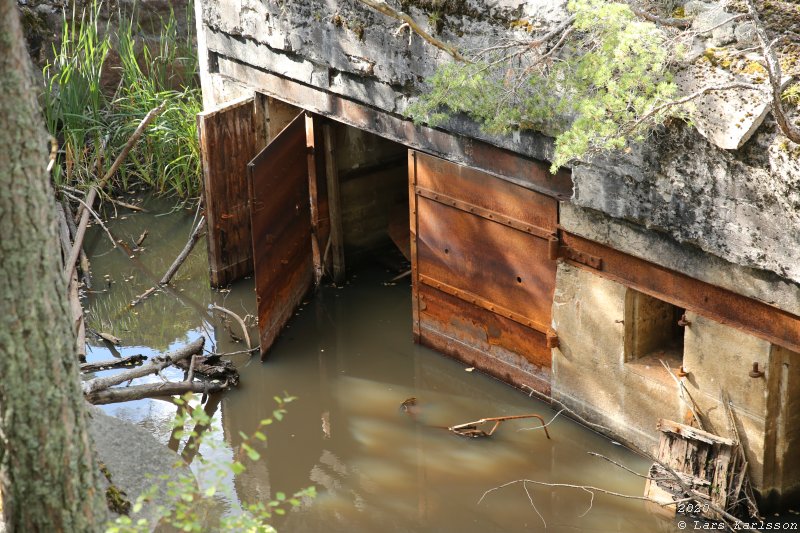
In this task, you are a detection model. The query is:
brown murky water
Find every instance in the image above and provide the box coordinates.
[83,194,676,532]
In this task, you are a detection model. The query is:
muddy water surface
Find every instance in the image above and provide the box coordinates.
[83,195,675,532]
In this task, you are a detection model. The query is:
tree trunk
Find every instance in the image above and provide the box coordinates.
[0,1,106,530]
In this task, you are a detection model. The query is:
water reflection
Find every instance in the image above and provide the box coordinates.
[84,195,672,532]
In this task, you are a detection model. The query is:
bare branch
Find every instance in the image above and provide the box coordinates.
[210,304,252,349]
[625,82,764,134]
[744,0,800,143]
[630,6,691,28]
[355,0,467,61]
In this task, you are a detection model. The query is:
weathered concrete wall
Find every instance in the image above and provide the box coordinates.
[196,0,800,288]
[197,0,556,160]
[764,345,800,507]
[572,122,800,286]
[551,262,788,497]
[560,203,800,317]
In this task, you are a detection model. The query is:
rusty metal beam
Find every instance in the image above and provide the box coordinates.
[415,186,554,240]
[213,56,573,200]
[560,231,800,354]
[419,274,549,334]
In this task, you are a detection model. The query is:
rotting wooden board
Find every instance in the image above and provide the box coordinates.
[198,95,266,287]
[645,418,736,513]
[248,112,313,358]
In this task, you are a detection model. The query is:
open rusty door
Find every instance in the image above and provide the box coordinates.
[248,112,320,358]
[198,95,270,287]
[409,151,559,395]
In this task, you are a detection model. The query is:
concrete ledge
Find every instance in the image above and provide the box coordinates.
[559,202,800,317]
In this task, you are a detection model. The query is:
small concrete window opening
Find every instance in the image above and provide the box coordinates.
[624,288,686,368]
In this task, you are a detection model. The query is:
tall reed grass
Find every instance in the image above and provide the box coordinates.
[43,1,202,199]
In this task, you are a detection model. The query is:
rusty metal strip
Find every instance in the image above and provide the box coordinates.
[561,244,603,270]
[560,231,800,354]
[213,56,574,200]
[415,186,554,240]
[419,274,549,334]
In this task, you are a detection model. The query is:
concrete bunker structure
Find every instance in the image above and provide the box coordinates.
[193,0,800,509]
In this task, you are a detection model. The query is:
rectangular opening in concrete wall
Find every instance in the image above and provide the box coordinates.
[330,123,409,268]
[624,288,686,369]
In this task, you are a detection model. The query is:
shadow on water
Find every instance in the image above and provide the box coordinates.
[83,194,675,533]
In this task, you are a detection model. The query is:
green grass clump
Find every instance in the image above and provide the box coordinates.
[43,2,202,200]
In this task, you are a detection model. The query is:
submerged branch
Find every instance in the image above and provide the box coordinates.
[130,216,206,307]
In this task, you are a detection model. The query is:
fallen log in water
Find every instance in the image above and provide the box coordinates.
[174,354,240,387]
[87,380,229,405]
[82,338,204,396]
[80,354,147,373]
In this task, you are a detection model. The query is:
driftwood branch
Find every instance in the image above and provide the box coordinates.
[130,216,207,307]
[80,355,147,373]
[83,337,204,396]
[65,102,166,282]
[209,304,252,349]
[56,202,86,361]
[87,380,228,405]
[60,196,91,288]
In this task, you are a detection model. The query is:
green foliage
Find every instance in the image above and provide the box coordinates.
[42,1,110,187]
[408,0,679,172]
[782,83,800,108]
[42,2,202,199]
[105,393,315,533]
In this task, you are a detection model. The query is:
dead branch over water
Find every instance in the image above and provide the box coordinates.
[65,102,165,283]
[82,338,237,405]
[130,216,207,307]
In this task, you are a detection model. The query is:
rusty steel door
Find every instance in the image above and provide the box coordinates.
[248,112,315,358]
[198,95,270,287]
[409,151,559,394]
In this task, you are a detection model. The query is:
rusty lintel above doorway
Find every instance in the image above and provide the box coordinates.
[213,56,574,201]
[559,231,800,354]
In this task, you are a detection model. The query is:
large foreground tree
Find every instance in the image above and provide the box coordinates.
[0,0,106,530]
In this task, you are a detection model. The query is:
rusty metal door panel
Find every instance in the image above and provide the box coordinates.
[414,151,557,237]
[416,197,556,333]
[198,96,266,287]
[410,150,559,396]
[249,112,313,358]
[417,283,552,394]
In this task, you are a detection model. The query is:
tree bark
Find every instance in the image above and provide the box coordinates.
[0,1,106,530]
